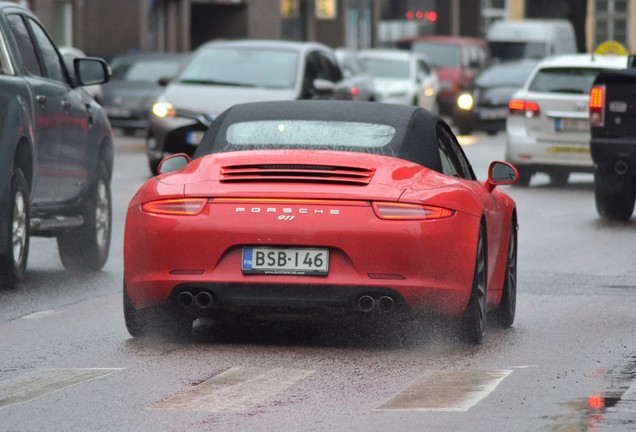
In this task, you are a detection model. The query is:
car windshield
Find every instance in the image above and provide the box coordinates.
[475,62,536,87]
[110,58,183,83]
[528,67,606,94]
[178,47,299,89]
[489,41,546,60]
[360,58,410,79]
[410,42,461,67]
[226,120,395,148]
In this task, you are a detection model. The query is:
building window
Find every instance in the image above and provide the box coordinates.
[593,0,629,49]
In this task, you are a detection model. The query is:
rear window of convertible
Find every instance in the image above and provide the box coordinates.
[226,120,396,148]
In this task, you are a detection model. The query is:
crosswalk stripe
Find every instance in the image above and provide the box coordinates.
[0,368,123,409]
[375,369,512,412]
[153,367,314,412]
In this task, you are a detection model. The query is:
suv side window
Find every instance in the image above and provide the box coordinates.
[0,27,13,75]
[27,17,66,83]
[6,14,41,76]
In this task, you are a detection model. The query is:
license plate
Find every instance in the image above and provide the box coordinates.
[105,107,132,118]
[242,247,329,275]
[476,107,508,120]
[186,131,205,145]
[554,118,589,132]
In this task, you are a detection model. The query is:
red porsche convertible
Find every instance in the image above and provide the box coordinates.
[123,100,519,343]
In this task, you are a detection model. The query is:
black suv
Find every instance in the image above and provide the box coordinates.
[0,3,113,289]
[590,64,636,221]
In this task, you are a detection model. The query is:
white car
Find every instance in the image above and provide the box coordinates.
[358,49,439,113]
[505,54,628,186]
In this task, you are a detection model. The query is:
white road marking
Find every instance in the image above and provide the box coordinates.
[0,368,123,409]
[153,367,314,413]
[21,310,63,320]
[376,369,512,412]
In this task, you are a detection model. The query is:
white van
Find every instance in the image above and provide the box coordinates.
[486,19,577,61]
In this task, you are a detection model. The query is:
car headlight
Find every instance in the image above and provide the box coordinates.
[457,93,474,111]
[152,101,176,118]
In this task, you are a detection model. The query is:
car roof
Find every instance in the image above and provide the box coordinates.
[197,39,332,53]
[195,100,446,171]
[534,54,628,69]
[398,35,488,46]
[358,49,425,61]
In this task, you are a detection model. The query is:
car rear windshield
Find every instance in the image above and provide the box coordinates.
[360,58,410,79]
[410,42,461,68]
[111,58,183,83]
[178,48,299,89]
[475,62,536,87]
[528,67,606,94]
[226,121,396,149]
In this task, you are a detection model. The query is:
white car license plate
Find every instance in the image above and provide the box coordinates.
[554,118,589,132]
[242,247,329,275]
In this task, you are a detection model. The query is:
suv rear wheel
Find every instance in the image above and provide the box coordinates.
[0,167,30,289]
[594,170,636,221]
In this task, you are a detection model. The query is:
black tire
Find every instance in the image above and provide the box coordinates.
[57,160,112,271]
[514,166,532,187]
[123,286,193,339]
[0,168,30,289]
[459,224,487,344]
[594,171,636,221]
[495,221,517,328]
[549,171,570,187]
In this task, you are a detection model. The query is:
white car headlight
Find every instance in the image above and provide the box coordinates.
[457,93,474,111]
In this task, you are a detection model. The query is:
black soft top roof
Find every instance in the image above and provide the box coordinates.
[194,100,447,171]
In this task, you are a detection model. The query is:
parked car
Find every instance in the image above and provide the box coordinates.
[59,46,104,103]
[0,2,113,289]
[357,49,439,112]
[146,39,351,174]
[396,36,491,116]
[101,52,189,135]
[453,59,539,135]
[124,100,519,344]
[589,65,636,220]
[335,48,375,101]
[506,54,628,186]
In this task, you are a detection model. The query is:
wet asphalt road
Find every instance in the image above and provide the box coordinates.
[0,131,635,432]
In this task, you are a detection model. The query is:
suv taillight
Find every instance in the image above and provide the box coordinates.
[589,85,605,127]
[508,99,540,118]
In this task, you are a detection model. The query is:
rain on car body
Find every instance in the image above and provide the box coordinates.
[124,100,519,344]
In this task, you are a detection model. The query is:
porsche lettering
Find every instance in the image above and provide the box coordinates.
[235,207,340,215]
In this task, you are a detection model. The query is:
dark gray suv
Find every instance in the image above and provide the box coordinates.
[0,2,113,289]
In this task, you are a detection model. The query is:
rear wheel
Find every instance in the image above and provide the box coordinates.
[594,171,635,221]
[124,286,193,339]
[0,168,30,289]
[495,221,517,327]
[58,160,112,270]
[514,166,532,187]
[459,224,487,344]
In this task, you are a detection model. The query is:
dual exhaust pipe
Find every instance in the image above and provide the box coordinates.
[356,294,395,313]
[177,290,214,310]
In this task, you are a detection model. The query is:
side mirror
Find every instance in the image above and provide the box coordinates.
[158,153,190,175]
[74,57,110,86]
[484,161,518,192]
[313,78,335,97]
[158,76,172,87]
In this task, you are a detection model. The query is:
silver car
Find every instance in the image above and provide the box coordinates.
[505,54,628,186]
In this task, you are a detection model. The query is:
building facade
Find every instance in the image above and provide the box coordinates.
[10,0,636,58]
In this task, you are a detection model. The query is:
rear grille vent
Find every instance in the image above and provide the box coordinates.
[220,164,375,185]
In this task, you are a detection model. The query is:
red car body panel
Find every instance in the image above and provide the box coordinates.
[124,150,515,317]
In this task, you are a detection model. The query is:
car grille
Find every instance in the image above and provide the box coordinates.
[220,164,376,185]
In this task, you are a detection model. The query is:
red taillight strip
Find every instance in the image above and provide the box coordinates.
[508,99,540,117]
[212,198,367,206]
[141,198,208,215]
[372,202,455,220]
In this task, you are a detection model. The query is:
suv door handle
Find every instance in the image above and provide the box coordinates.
[61,99,71,110]
[36,94,47,105]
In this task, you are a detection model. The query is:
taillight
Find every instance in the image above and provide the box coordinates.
[372,202,454,220]
[508,99,540,118]
[142,198,208,215]
[589,85,605,127]
[350,87,359,97]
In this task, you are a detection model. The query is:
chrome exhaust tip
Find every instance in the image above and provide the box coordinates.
[177,291,194,308]
[357,295,375,312]
[194,291,214,309]
[378,296,395,312]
